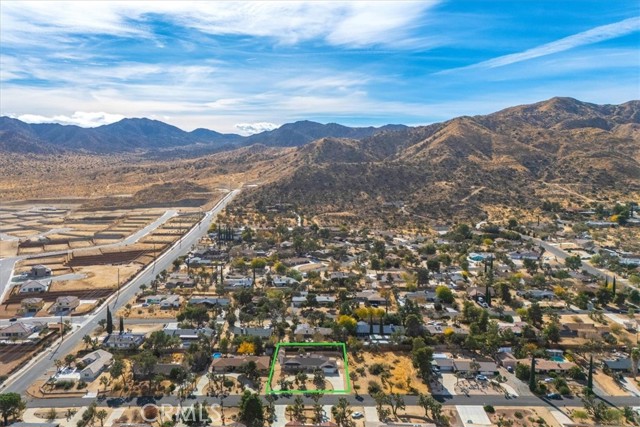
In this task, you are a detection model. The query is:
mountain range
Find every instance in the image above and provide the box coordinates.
[0,115,406,154]
[1,97,639,222]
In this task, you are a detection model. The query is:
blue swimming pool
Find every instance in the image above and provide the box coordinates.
[550,356,566,362]
[213,352,222,359]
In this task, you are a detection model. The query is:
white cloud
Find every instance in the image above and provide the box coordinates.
[441,16,640,73]
[235,122,279,135]
[0,1,438,48]
[17,111,125,127]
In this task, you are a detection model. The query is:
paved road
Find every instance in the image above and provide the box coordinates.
[524,235,631,282]
[21,391,640,409]
[2,190,239,394]
[0,210,178,304]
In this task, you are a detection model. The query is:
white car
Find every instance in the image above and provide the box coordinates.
[476,375,488,381]
[352,412,364,419]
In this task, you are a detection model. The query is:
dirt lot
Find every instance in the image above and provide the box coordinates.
[489,407,561,427]
[348,351,430,394]
[50,263,141,292]
[593,371,631,396]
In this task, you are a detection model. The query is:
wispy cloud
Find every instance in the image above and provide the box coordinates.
[0,1,438,49]
[441,16,640,73]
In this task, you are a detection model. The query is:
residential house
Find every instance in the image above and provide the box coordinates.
[160,295,181,309]
[30,265,52,277]
[20,297,45,313]
[53,296,80,312]
[604,358,640,372]
[80,349,113,380]
[210,356,271,374]
[272,275,298,287]
[0,321,43,341]
[230,326,273,339]
[524,358,577,374]
[103,333,145,349]
[496,352,518,371]
[526,290,555,300]
[19,279,50,293]
[163,323,214,348]
[432,358,455,372]
[294,324,333,341]
[453,360,499,376]
[224,276,253,288]
[560,323,610,340]
[405,289,438,304]
[144,294,166,304]
[165,273,196,289]
[281,355,338,374]
[355,321,404,338]
[189,296,230,308]
[508,251,541,261]
[354,290,387,306]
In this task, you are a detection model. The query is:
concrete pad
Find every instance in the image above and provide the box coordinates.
[273,405,287,427]
[363,406,379,423]
[456,405,492,427]
[550,409,572,426]
[106,408,125,427]
[441,373,458,395]
[502,383,519,397]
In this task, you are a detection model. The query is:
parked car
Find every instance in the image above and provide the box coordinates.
[352,412,364,419]
[546,393,562,400]
[506,366,514,373]
[476,375,488,381]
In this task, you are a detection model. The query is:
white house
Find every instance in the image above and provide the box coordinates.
[103,333,145,349]
[80,350,113,380]
[272,275,298,287]
[160,295,181,309]
[19,279,51,293]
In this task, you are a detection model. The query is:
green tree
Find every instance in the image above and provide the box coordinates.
[106,307,113,335]
[0,393,25,426]
[119,317,125,335]
[435,285,454,304]
[529,358,537,392]
[565,255,582,271]
[412,346,434,381]
[238,391,264,427]
[587,355,594,391]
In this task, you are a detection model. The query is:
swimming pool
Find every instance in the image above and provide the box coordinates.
[550,356,566,363]
[212,352,222,359]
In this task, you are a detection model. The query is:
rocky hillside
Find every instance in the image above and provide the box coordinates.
[238,97,640,221]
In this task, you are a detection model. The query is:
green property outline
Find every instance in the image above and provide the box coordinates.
[266,342,351,394]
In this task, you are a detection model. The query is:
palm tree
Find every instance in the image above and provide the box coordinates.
[95,409,108,427]
[53,359,63,372]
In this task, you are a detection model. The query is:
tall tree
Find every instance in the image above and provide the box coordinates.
[119,317,125,335]
[106,307,113,335]
[587,355,594,391]
[529,357,537,392]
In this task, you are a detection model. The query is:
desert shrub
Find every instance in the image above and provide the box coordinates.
[368,381,382,395]
[368,363,387,375]
[483,405,495,414]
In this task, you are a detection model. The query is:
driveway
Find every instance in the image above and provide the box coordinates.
[440,373,458,395]
[273,405,287,427]
[456,405,492,427]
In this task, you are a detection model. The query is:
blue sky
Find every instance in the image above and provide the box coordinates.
[1,1,638,134]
